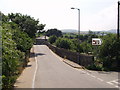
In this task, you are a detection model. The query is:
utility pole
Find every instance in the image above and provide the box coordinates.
[117,1,120,70]
[117,1,120,39]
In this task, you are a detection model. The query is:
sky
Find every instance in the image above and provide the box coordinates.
[0,0,118,31]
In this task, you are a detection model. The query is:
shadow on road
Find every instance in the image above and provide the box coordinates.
[26,64,32,67]
[36,53,45,56]
[30,52,45,58]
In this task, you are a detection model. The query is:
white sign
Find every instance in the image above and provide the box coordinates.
[92,38,102,45]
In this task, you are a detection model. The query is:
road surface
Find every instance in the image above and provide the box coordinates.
[33,45,119,88]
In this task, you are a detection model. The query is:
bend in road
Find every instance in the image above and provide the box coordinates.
[33,45,119,88]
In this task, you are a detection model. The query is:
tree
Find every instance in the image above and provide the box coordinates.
[71,39,83,53]
[11,23,33,52]
[2,23,24,88]
[46,28,62,37]
[88,30,94,35]
[88,34,98,43]
[55,38,72,50]
[1,13,35,88]
[80,41,92,54]
[99,34,120,70]
[8,13,45,38]
[48,35,57,44]
[1,12,9,23]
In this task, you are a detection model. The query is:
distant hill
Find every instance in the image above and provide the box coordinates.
[61,29,117,34]
[104,29,116,33]
[61,29,77,33]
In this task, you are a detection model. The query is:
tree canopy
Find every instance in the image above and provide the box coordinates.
[1,12,45,88]
[46,28,62,37]
[8,13,45,38]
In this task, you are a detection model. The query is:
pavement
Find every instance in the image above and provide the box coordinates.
[14,45,120,88]
[14,46,36,88]
[63,59,84,69]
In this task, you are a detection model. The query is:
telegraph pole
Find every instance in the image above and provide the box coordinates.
[117,1,120,39]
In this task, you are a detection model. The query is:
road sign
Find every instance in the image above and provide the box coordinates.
[92,38,102,45]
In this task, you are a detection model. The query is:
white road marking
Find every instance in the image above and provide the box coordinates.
[112,81,119,84]
[90,75,96,78]
[32,46,38,89]
[46,45,119,88]
[97,78,104,82]
[115,86,119,88]
[87,73,90,75]
[107,79,120,88]
[107,82,114,85]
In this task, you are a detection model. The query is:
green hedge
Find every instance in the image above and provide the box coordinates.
[2,23,33,88]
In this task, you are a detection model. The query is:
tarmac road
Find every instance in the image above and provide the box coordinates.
[33,45,119,88]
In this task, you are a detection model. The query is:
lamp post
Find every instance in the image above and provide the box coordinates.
[71,7,80,65]
[71,7,80,40]
[117,1,120,39]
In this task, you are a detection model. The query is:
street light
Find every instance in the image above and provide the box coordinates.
[71,7,80,65]
[71,7,80,40]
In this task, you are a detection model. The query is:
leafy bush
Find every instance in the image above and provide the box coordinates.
[80,41,93,54]
[71,39,83,53]
[87,34,120,71]
[1,12,44,88]
[48,35,57,44]
[2,23,25,88]
[86,61,103,71]
[55,38,72,50]
[99,34,120,69]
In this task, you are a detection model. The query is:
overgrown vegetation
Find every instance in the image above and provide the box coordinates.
[48,30,120,71]
[55,38,72,50]
[1,11,120,89]
[1,12,45,88]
